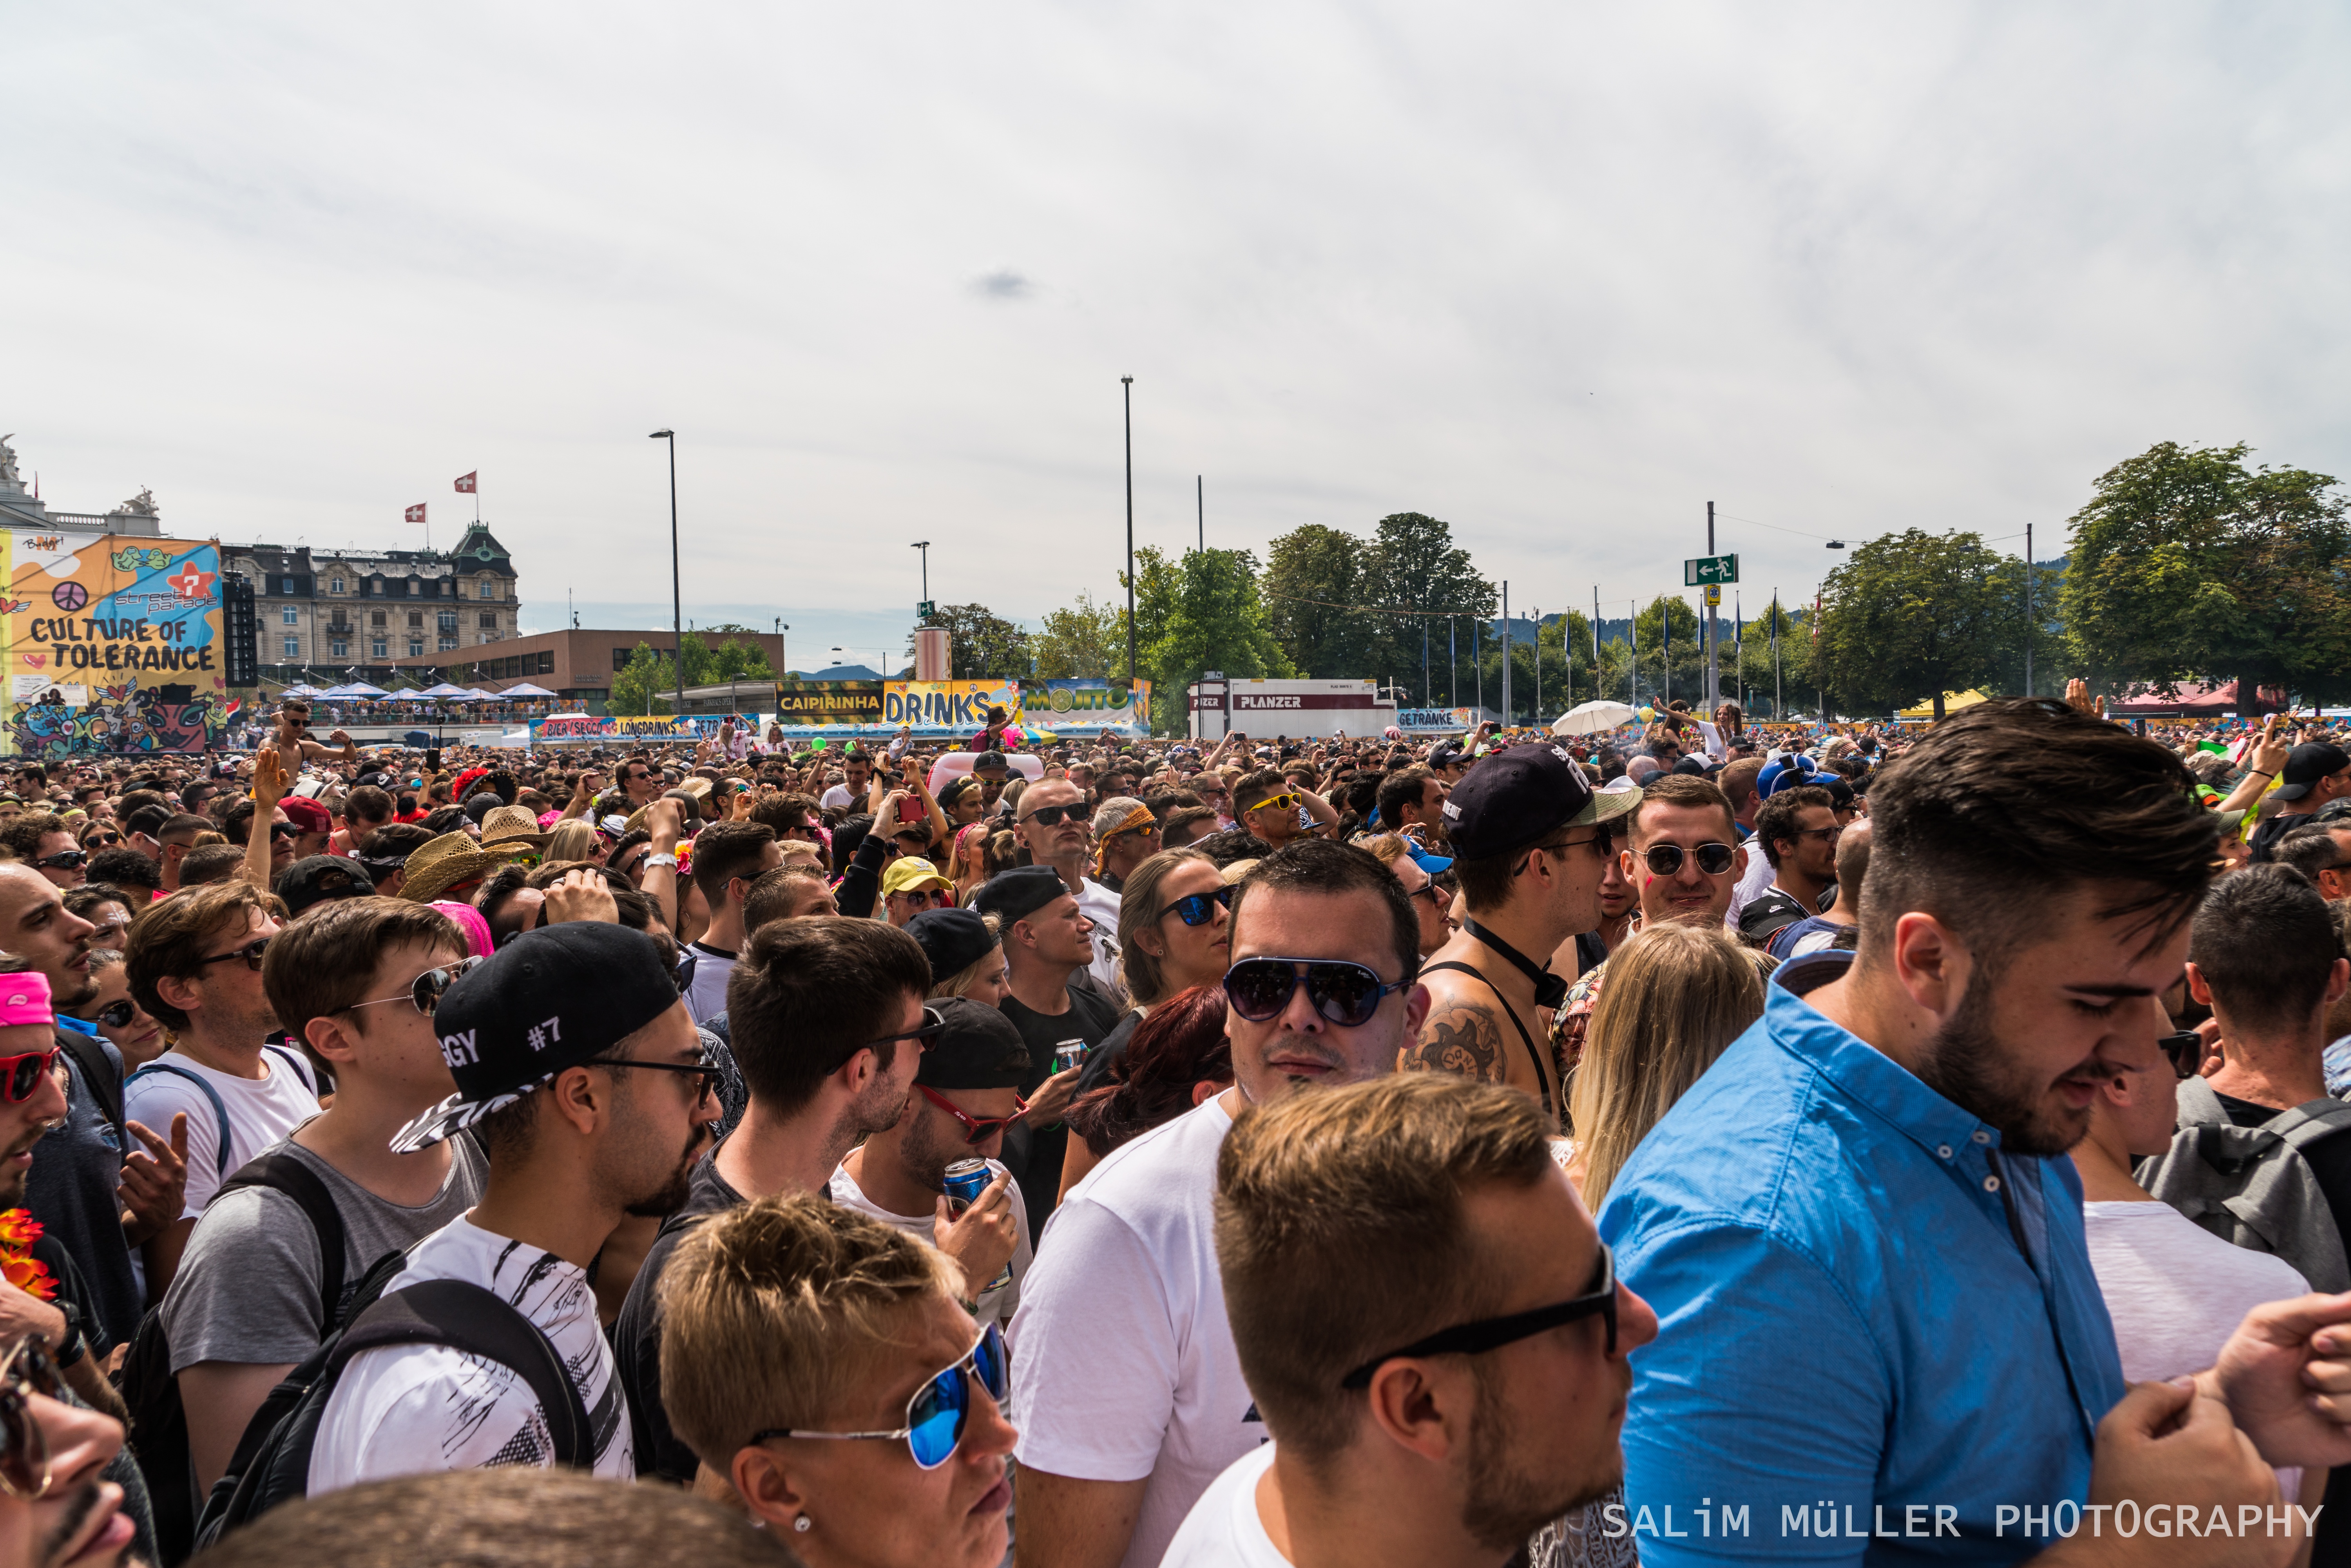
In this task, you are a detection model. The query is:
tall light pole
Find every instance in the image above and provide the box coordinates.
[649,429,682,716]
[1121,377,1136,683]
[911,541,931,616]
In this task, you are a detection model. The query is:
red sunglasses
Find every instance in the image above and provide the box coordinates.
[918,1084,1027,1146]
[0,1048,58,1104]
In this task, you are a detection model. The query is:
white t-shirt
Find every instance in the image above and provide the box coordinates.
[307,1214,632,1494]
[828,1157,1034,1330]
[1725,838,1776,932]
[1007,1092,1265,1568]
[820,784,855,811]
[123,1045,323,1218]
[682,942,737,1026]
[1074,876,1123,994]
[2085,1198,2311,1497]
[1162,1444,1289,1568]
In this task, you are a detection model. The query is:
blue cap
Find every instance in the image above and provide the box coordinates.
[1407,846,1454,876]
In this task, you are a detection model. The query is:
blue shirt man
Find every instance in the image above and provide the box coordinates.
[1599,979,2125,1564]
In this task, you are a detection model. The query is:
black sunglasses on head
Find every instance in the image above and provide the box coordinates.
[1340,1242,1618,1389]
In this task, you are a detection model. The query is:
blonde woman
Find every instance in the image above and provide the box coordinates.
[1564,921,1768,1205]
[947,822,992,907]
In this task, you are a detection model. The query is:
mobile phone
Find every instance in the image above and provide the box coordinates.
[425,748,442,773]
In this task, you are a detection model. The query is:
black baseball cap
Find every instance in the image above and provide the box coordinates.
[915,998,1030,1090]
[2276,742,2351,802]
[276,855,375,917]
[390,921,685,1153]
[972,751,1011,777]
[971,865,1070,927]
[1440,742,1637,861]
[904,907,998,983]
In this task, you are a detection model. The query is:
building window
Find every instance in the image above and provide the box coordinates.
[439,579,453,598]
[330,578,344,594]
[373,639,388,659]
[478,612,497,629]
[408,579,420,597]
[538,650,555,674]
[283,636,300,657]
[408,611,424,628]
[439,636,458,652]
[370,610,386,628]
[438,611,457,632]
[409,637,424,657]
[477,579,493,599]
[614,647,634,671]
[371,577,384,596]
[280,578,295,594]
[330,639,348,659]
[281,607,299,625]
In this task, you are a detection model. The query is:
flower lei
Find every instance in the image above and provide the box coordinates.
[0,1210,55,1302]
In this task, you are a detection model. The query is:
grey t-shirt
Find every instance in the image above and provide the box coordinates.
[159,1130,487,1372]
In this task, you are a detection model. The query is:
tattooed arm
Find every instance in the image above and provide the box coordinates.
[1404,999,1509,1085]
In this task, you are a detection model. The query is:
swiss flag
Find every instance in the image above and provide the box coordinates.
[454,473,477,494]
[404,503,427,524]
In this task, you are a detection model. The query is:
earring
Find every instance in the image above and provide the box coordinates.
[794,1517,812,1534]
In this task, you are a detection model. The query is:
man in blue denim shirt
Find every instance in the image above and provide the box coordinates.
[1602,698,2351,1566]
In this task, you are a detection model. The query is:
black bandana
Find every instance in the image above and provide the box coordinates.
[1462,917,1569,1011]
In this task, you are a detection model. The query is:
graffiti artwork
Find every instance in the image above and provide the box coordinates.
[3,531,229,755]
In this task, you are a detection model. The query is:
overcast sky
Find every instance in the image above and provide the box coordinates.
[11,3,2347,668]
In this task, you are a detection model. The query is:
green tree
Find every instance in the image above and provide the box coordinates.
[1122,546,1293,734]
[1813,529,2010,719]
[928,603,1032,679]
[1029,593,1123,678]
[1614,597,1706,711]
[1362,514,1494,681]
[1533,611,1599,715]
[676,631,775,687]
[1262,525,1379,678]
[607,641,671,716]
[2062,442,2351,715]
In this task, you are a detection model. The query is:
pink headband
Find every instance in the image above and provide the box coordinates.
[0,972,54,1028]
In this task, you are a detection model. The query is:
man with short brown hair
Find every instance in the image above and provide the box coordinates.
[0,812,87,889]
[123,881,321,1297]
[1166,1074,1655,1567]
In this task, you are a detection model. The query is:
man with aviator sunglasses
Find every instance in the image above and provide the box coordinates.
[831,999,1032,1331]
[1010,838,1429,1568]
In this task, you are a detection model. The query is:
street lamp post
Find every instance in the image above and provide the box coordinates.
[1121,377,1136,684]
[649,429,682,717]
[912,541,931,616]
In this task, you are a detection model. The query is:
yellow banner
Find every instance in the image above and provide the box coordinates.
[882,680,1023,730]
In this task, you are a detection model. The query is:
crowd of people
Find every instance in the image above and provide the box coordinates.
[0,689,2349,1566]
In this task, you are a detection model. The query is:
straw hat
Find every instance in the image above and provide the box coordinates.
[398,831,533,905]
[479,804,550,852]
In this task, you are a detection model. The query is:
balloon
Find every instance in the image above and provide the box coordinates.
[1638,706,1656,722]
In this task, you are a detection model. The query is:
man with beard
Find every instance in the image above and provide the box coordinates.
[613,916,932,1484]
[1601,697,2351,1565]
[1010,838,1429,1568]
[307,920,719,1492]
[1165,1074,1655,1568]
[8,864,180,1351]
[828,997,1029,1329]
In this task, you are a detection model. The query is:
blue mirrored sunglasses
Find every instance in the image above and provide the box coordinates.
[1157,885,1236,927]
[752,1322,1007,1470]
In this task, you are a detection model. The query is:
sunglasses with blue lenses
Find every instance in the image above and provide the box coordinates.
[752,1322,1007,1470]
[1157,885,1236,927]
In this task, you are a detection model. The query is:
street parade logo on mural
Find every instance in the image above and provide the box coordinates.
[4,532,229,756]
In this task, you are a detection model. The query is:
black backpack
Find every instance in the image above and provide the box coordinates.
[191,1277,592,1551]
[119,1151,355,1566]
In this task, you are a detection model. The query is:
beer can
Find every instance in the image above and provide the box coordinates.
[1052,1039,1088,1076]
[942,1158,1012,1293]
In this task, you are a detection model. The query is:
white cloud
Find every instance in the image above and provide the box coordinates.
[7,2,2348,664]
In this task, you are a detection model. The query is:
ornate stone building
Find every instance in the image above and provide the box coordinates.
[227,524,520,678]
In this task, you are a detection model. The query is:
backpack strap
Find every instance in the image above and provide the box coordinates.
[52,1028,123,1139]
[261,1041,318,1097]
[1420,960,1552,1120]
[219,1153,346,1329]
[2258,1097,2351,1151]
[126,1061,234,1179]
[331,1280,592,1468]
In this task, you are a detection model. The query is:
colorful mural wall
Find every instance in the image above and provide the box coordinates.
[2,532,230,757]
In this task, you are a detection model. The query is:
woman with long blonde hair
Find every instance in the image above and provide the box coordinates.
[1565,920,1768,1205]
